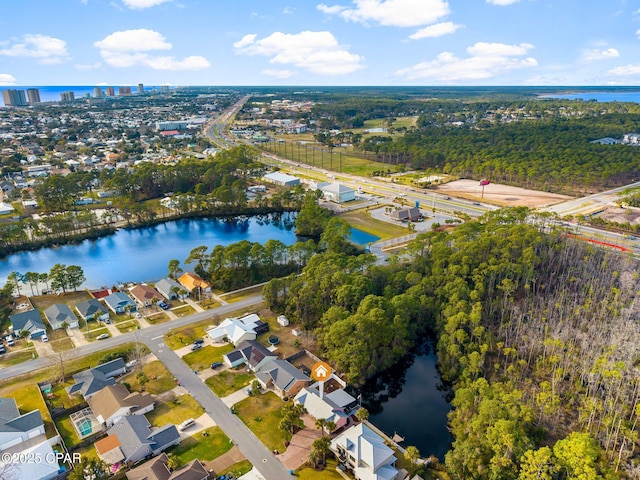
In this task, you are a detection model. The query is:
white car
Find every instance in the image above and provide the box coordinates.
[134,312,142,319]
[41,335,49,342]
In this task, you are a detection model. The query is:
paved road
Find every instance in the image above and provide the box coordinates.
[542,180,640,216]
[0,295,263,381]
[147,338,291,480]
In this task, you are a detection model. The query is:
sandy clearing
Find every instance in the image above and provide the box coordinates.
[435,179,573,208]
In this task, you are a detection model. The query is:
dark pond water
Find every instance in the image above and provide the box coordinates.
[359,342,453,460]
[0,214,377,289]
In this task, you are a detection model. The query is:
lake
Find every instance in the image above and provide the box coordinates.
[0,214,379,289]
[359,342,452,460]
[540,91,640,103]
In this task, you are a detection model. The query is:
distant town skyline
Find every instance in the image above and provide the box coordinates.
[1,0,640,87]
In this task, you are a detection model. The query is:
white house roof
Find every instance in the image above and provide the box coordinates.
[330,423,397,480]
[0,439,59,480]
[320,183,354,195]
[264,172,299,184]
[207,318,254,345]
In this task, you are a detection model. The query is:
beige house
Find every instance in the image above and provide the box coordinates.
[87,384,155,428]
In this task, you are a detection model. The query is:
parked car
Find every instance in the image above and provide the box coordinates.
[211,362,223,369]
[0,345,6,354]
[134,312,142,319]
[179,418,195,431]
[41,335,49,342]
[96,333,110,340]
[194,338,205,345]
[158,302,170,310]
[6,335,14,346]
[190,343,202,351]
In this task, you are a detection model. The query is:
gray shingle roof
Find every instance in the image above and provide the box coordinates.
[0,398,43,433]
[108,416,179,461]
[75,298,108,319]
[44,304,78,325]
[10,310,46,334]
[67,358,125,398]
[258,359,309,392]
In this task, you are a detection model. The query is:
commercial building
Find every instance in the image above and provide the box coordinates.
[26,88,41,104]
[320,183,356,203]
[2,89,27,107]
[156,121,188,131]
[263,171,300,187]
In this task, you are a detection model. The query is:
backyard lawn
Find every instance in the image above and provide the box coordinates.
[235,391,289,451]
[8,383,56,438]
[296,459,344,480]
[182,344,235,372]
[146,394,203,427]
[47,380,85,409]
[166,427,231,466]
[30,291,91,310]
[120,359,177,394]
[206,370,254,397]
[55,416,79,447]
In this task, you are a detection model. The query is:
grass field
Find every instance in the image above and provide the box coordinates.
[339,208,409,240]
[182,344,235,372]
[206,370,254,397]
[85,326,110,341]
[120,359,177,394]
[147,394,204,427]
[173,305,196,317]
[51,337,75,353]
[235,391,289,451]
[218,460,253,478]
[296,459,344,480]
[0,348,37,367]
[146,312,170,325]
[167,426,232,466]
[115,319,140,333]
[30,291,91,311]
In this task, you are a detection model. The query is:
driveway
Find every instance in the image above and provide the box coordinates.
[178,411,216,440]
[276,414,321,470]
[67,326,89,347]
[220,386,250,407]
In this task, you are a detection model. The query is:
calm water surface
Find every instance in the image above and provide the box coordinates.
[360,342,452,460]
[0,214,377,289]
[540,91,640,103]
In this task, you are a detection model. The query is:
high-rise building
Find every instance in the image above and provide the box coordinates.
[93,86,103,98]
[137,83,144,94]
[118,86,132,96]
[2,89,27,107]
[106,86,115,96]
[26,88,41,104]
[60,91,75,103]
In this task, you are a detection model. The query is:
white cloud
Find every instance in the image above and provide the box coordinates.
[94,29,172,52]
[262,69,297,78]
[486,0,519,5]
[317,0,450,27]
[608,64,640,76]
[0,74,17,86]
[94,29,209,70]
[234,31,364,75]
[75,62,102,71]
[396,41,537,81]
[121,0,172,9]
[408,22,462,40]
[582,48,619,62]
[0,34,70,64]
[282,6,295,14]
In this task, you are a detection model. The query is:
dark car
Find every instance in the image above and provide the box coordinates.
[0,345,6,354]
[158,302,170,310]
[211,362,223,369]
[190,343,202,351]
[194,338,205,345]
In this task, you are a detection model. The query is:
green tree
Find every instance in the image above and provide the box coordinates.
[49,264,69,294]
[66,265,85,291]
[311,435,332,467]
[355,407,369,423]
[404,446,421,476]
[168,259,182,279]
[553,432,612,480]
[68,457,109,480]
[295,190,330,237]
[518,446,558,480]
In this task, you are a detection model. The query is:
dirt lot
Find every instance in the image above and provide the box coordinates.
[436,179,572,208]
[598,207,640,225]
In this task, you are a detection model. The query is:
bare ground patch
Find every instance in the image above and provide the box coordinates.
[436,179,572,208]
[598,206,640,225]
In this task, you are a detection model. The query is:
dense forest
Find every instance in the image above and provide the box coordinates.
[264,208,640,478]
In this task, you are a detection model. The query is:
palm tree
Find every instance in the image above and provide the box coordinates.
[311,436,331,467]
[355,407,369,423]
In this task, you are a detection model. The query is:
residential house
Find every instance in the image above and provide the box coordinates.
[207,319,256,346]
[0,181,15,197]
[0,398,45,451]
[126,453,208,480]
[10,310,47,339]
[95,415,180,465]
[75,298,110,322]
[295,383,358,430]
[255,359,310,398]
[87,384,155,428]
[223,340,276,371]
[330,423,400,480]
[0,438,60,480]
[178,272,211,294]
[154,278,184,300]
[43,304,79,330]
[66,358,127,400]
[389,207,421,222]
[103,291,137,315]
[129,284,164,307]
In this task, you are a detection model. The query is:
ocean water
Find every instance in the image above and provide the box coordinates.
[539,91,640,103]
[1,85,162,103]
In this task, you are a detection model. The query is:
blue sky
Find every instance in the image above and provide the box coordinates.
[1,0,640,86]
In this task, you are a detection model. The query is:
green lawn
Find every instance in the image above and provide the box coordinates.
[206,370,254,397]
[115,319,140,333]
[55,416,79,447]
[147,394,204,427]
[296,459,344,480]
[339,209,409,240]
[146,312,170,325]
[218,460,253,478]
[164,320,216,350]
[235,391,289,451]
[120,360,177,394]
[51,337,75,353]
[85,327,110,341]
[9,383,56,438]
[166,427,232,466]
[0,348,37,367]
[182,344,235,372]
[173,305,196,317]
[199,298,221,310]
[47,381,85,409]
